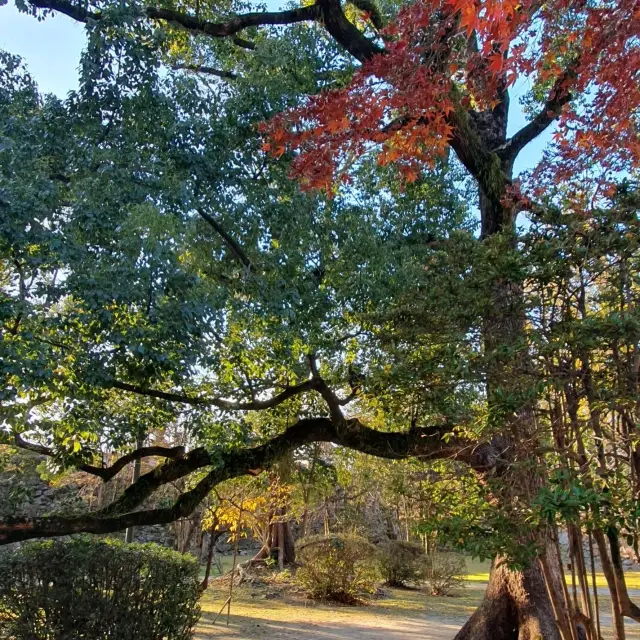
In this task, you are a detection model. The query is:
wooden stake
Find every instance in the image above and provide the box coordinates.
[211,596,231,625]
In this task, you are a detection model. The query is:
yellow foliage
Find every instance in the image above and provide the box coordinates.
[202,478,296,543]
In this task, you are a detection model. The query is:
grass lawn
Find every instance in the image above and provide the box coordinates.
[462,555,640,590]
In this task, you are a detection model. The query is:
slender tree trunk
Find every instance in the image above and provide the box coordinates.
[202,530,222,590]
[282,521,296,565]
[124,436,144,543]
[275,521,284,570]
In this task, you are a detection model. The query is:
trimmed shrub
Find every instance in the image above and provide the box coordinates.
[296,534,380,603]
[378,540,427,587]
[0,537,201,639]
[424,552,466,596]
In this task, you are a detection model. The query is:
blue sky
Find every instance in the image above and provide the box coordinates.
[1,1,85,96]
[0,0,550,173]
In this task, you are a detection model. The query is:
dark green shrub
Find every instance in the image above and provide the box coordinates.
[424,551,466,596]
[0,537,201,639]
[296,534,380,603]
[378,540,427,587]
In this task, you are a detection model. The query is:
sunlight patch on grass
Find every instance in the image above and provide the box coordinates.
[462,570,640,590]
[463,572,491,583]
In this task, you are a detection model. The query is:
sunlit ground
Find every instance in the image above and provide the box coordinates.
[195,555,640,640]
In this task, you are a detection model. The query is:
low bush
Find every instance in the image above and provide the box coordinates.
[296,534,380,603]
[378,540,427,587]
[424,552,466,596]
[0,537,201,639]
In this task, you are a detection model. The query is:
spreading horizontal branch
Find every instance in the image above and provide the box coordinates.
[13,434,186,482]
[0,417,505,544]
[28,0,100,21]
[145,4,322,37]
[28,0,320,43]
[27,0,381,62]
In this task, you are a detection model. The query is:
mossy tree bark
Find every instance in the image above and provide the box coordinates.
[451,103,567,639]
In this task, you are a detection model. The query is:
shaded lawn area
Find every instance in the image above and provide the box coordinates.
[195,565,640,640]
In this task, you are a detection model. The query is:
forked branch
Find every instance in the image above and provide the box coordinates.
[13,434,186,482]
[110,378,319,410]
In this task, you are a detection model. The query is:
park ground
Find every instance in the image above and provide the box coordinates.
[195,558,640,640]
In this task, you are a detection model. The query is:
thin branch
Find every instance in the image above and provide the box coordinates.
[173,64,238,80]
[196,207,252,270]
[93,445,187,481]
[13,433,186,482]
[110,378,317,411]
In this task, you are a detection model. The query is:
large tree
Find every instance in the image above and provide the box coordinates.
[1,35,485,541]
[1,0,638,637]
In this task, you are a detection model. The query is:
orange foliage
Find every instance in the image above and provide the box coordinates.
[263,0,639,195]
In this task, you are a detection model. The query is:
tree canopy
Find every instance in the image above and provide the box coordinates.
[1,0,639,637]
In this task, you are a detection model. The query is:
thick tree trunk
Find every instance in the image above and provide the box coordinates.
[270,519,296,566]
[454,134,569,637]
[250,519,296,567]
[455,546,564,640]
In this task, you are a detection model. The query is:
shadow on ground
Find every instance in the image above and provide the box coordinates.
[197,611,463,640]
[195,579,640,640]
[195,583,479,640]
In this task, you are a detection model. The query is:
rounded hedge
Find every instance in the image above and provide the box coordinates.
[0,537,201,640]
[296,534,380,603]
[377,539,427,587]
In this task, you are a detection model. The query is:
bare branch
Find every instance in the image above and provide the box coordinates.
[497,65,577,160]
[28,0,321,41]
[110,378,317,411]
[13,433,186,482]
[146,4,321,37]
